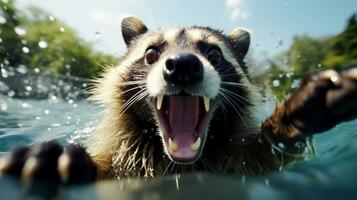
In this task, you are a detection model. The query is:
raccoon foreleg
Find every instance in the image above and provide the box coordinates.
[261,65,357,145]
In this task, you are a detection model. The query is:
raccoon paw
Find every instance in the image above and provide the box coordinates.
[281,65,357,135]
[0,141,97,188]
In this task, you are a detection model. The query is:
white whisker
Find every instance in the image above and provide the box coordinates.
[117,85,147,97]
[219,87,250,104]
[218,90,248,128]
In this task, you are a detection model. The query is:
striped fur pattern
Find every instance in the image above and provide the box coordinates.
[88,17,305,179]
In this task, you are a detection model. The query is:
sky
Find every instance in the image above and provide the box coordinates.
[16,0,357,60]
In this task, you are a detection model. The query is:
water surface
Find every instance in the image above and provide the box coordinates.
[0,73,357,200]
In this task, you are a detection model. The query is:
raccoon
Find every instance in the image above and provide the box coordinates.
[86,17,357,179]
[88,16,269,178]
[1,16,356,184]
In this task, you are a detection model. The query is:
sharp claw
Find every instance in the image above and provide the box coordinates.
[0,157,10,176]
[58,153,71,183]
[21,157,39,183]
[319,70,342,85]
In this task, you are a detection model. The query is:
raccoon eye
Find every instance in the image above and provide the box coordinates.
[206,48,222,66]
[145,48,160,65]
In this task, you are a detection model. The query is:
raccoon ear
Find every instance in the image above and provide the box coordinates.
[121,16,148,47]
[228,28,250,59]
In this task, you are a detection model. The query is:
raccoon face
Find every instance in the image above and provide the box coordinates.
[120,16,251,164]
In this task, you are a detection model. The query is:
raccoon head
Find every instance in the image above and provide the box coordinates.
[118,16,254,164]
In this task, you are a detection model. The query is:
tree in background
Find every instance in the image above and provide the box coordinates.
[0,0,118,78]
[324,14,357,68]
[23,7,118,78]
[267,13,357,101]
[0,0,27,67]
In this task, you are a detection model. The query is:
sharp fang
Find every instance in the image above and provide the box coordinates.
[191,137,201,151]
[203,96,210,112]
[157,94,164,110]
[169,138,178,151]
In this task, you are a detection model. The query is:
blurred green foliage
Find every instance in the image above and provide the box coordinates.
[267,13,357,101]
[0,0,26,66]
[0,0,117,78]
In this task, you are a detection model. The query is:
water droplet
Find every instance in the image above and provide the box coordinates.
[7,90,15,97]
[263,62,271,69]
[68,99,74,104]
[1,103,7,111]
[291,79,300,89]
[284,59,289,65]
[272,79,280,87]
[1,68,8,78]
[48,16,55,21]
[142,129,148,134]
[59,27,65,32]
[44,109,50,115]
[278,142,285,148]
[265,179,270,187]
[22,103,28,108]
[16,65,28,74]
[0,16,7,24]
[14,27,27,36]
[25,85,32,91]
[50,95,57,101]
[38,40,48,49]
[276,39,283,48]
[22,46,30,54]
[95,31,102,39]
[241,175,246,185]
[34,68,40,73]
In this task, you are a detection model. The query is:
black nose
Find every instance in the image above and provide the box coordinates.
[164,53,204,85]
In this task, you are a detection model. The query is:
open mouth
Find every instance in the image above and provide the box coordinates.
[154,94,211,164]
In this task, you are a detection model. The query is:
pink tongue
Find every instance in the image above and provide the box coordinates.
[169,96,199,132]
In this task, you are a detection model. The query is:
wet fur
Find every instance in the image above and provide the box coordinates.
[88,23,306,179]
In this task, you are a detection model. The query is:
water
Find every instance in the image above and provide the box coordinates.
[0,73,357,200]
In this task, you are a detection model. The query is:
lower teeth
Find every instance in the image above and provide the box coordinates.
[191,137,201,150]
